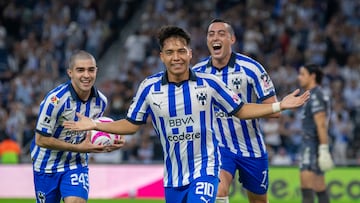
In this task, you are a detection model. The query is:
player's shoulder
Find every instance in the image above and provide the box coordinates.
[44,82,70,100]
[311,86,329,101]
[95,88,108,102]
[138,71,163,87]
[194,71,223,83]
[192,56,211,71]
[234,53,266,71]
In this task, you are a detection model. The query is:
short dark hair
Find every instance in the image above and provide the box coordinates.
[208,18,235,35]
[157,26,191,50]
[303,64,324,84]
[68,50,95,69]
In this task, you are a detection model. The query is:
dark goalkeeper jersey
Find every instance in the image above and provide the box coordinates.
[300,86,331,141]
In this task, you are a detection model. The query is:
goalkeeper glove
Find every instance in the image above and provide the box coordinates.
[318,144,334,171]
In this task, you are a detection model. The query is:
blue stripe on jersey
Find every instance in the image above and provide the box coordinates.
[238,54,265,73]
[187,140,194,183]
[210,68,217,75]
[154,81,161,91]
[95,96,100,107]
[252,120,266,156]
[199,111,208,177]
[234,63,241,72]
[196,77,204,86]
[183,82,192,115]
[46,105,54,117]
[174,142,182,186]
[129,85,152,123]
[247,83,252,103]
[205,78,240,114]
[241,120,254,157]
[211,108,220,176]
[52,151,64,173]
[222,68,228,84]
[228,119,241,154]
[168,84,177,117]
[40,148,51,171]
[216,118,228,149]
[243,67,264,99]
[160,116,172,186]
[66,97,71,108]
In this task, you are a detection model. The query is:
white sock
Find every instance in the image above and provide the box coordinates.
[215,196,229,203]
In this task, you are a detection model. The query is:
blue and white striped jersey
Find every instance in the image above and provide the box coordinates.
[31,81,107,173]
[126,69,243,187]
[193,52,276,158]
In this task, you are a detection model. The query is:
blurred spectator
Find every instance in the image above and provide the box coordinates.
[331,113,352,165]
[262,118,281,153]
[271,147,292,166]
[0,133,21,164]
[124,30,150,68]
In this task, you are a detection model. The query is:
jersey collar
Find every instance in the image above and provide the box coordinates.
[161,69,197,86]
[68,81,99,102]
[207,52,236,70]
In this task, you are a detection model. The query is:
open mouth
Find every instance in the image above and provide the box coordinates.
[212,43,222,52]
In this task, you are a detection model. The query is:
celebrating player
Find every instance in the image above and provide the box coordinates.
[31,50,124,203]
[193,19,279,203]
[64,26,309,203]
[298,64,334,203]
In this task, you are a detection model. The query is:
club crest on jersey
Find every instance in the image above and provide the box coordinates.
[50,96,59,105]
[232,78,242,89]
[37,191,46,203]
[196,91,207,106]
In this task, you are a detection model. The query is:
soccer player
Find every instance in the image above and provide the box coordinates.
[297,64,334,203]
[31,50,124,203]
[192,19,279,203]
[63,26,309,203]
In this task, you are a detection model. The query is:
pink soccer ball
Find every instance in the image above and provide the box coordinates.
[90,117,120,146]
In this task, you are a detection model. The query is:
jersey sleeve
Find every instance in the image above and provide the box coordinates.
[247,63,276,101]
[36,95,64,137]
[206,75,244,116]
[126,79,151,124]
[310,91,328,114]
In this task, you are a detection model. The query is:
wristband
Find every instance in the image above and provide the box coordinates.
[272,102,281,113]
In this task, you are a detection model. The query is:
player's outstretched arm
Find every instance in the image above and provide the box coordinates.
[35,132,107,153]
[63,113,141,135]
[235,89,309,120]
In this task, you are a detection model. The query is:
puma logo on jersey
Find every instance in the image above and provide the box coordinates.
[200,196,210,203]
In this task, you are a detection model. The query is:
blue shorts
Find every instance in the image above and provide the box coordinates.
[164,175,219,203]
[220,147,269,194]
[33,167,89,203]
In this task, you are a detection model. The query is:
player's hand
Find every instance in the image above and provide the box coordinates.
[63,112,97,131]
[280,89,310,110]
[318,144,334,171]
[104,135,126,152]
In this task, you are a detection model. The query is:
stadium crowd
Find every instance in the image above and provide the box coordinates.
[0,0,359,166]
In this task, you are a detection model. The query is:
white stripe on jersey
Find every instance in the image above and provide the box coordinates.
[193,53,276,158]
[127,70,243,187]
[31,82,107,173]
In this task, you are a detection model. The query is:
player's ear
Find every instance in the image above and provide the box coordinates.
[67,68,72,77]
[230,34,236,44]
[159,51,165,62]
